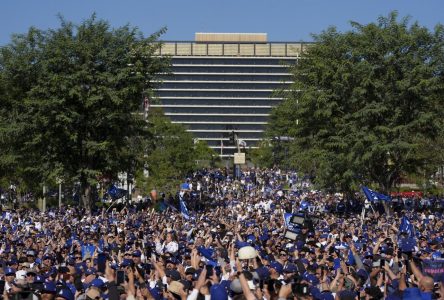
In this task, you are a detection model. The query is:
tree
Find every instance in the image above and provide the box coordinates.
[136,108,197,197]
[194,140,220,168]
[249,140,274,168]
[268,12,444,194]
[0,15,170,212]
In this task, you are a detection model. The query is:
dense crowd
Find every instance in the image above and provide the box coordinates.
[0,168,443,300]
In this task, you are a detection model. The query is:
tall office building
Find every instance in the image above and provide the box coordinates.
[153,33,308,157]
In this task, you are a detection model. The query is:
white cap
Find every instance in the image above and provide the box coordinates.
[238,246,257,260]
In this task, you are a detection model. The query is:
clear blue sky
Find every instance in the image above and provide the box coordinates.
[1,0,443,46]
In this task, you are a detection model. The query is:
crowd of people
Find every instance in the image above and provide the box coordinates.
[0,168,443,300]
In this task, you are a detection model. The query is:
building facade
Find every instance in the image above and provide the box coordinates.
[153,33,309,157]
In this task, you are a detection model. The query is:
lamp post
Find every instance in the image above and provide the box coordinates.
[56,177,63,208]
[42,184,46,212]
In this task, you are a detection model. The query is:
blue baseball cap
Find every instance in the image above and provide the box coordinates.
[120,258,133,267]
[6,259,17,266]
[42,282,57,294]
[4,267,16,276]
[269,261,283,274]
[283,263,298,273]
[85,267,97,276]
[43,254,52,260]
[89,278,105,288]
[56,288,74,300]
[34,275,45,283]
[254,266,270,280]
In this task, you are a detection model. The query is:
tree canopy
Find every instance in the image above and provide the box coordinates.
[0,15,170,211]
[267,12,444,193]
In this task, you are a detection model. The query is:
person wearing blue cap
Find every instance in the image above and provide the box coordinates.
[283,263,298,277]
[25,249,38,268]
[4,267,16,294]
[269,261,284,279]
[83,267,97,289]
[131,249,145,275]
[41,281,57,299]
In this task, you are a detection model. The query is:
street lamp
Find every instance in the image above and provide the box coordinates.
[56,177,63,208]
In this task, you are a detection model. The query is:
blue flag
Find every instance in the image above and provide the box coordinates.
[180,197,190,220]
[107,185,127,200]
[399,216,415,238]
[361,186,391,202]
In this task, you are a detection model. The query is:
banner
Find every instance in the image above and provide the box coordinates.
[422,259,444,282]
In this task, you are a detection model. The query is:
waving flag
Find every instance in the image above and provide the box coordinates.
[361,186,391,202]
[107,185,127,200]
[180,197,190,220]
[399,216,415,238]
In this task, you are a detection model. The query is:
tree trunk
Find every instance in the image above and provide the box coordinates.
[381,181,391,216]
[81,182,92,216]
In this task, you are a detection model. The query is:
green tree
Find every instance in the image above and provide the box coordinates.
[0,15,169,212]
[194,140,220,168]
[249,140,275,168]
[136,108,197,196]
[268,12,444,194]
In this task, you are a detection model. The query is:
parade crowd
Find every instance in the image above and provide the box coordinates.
[1,168,444,300]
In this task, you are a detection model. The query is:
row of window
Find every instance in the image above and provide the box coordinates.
[187,131,263,139]
[156,82,287,90]
[171,66,288,73]
[181,123,266,131]
[169,115,269,122]
[156,42,308,57]
[158,74,291,82]
[157,99,281,106]
[156,90,276,97]
[171,57,297,66]
[160,107,271,114]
